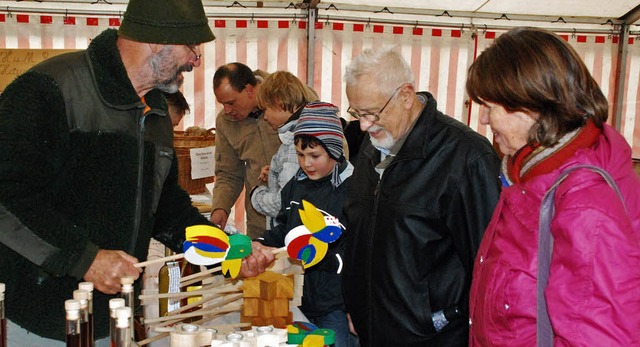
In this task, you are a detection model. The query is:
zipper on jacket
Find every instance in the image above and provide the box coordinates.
[129,114,146,254]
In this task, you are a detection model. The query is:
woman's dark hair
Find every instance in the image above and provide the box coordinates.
[466,27,608,146]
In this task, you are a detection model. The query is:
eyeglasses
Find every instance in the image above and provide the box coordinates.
[186,45,201,61]
[347,85,403,122]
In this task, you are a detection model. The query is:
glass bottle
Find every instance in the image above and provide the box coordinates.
[78,282,94,347]
[158,257,202,322]
[109,298,125,347]
[72,289,91,347]
[157,260,181,317]
[65,299,82,347]
[119,276,135,342]
[113,307,131,347]
[0,283,6,347]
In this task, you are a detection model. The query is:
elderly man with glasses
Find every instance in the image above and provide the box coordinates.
[341,47,502,347]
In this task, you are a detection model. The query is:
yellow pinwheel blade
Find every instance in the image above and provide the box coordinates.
[185,224,229,244]
[221,258,243,279]
[298,200,325,233]
[303,238,328,269]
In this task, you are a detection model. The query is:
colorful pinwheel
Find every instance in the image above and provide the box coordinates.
[183,225,252,278]
[284,200,343,269]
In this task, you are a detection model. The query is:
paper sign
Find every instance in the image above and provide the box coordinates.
[189,146,215,179]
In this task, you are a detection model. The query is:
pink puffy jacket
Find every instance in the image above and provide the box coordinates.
[469,125,640,346]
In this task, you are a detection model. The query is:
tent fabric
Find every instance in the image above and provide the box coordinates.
[0,13,638,157]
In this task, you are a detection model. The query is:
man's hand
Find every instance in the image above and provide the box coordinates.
[239,241,276,278]
[210,209,229,230]
[347,313,358,336]
[84,250,141,294]
[258,165,270,182]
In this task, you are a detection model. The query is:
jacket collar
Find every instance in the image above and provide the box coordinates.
[86,29,166,113]
[363,91,437,163]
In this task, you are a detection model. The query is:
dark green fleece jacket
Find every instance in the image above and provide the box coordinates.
[0,29,210,341]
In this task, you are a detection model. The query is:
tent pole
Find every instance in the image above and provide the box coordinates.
[306,7,317,88]
[611,24,629,132]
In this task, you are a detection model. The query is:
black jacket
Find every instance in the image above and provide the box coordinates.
[258,163,353,318]
[0,29,209,340]
[343,92,501,346]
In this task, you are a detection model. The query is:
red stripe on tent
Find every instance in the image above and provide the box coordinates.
[451,30,461,37]
[236,20,247,28]
[353,24,364,32]
[215,20,225,28]
[257,20,268,28]
[432,29,442,37]
[109,18,120,26]
[560,34,569,41]
[333,22,344,31]
[485,31,496,39]
[412,27,423,36]
[595,36,605,43]
[298,21,306,29]
[629,37,634,44]
[577,35,587,43]
[278,20,289,29]
[373,25,384,33]
[17,14,29,23]
[0,14,5,22]
[64,16,75,25]
[393,26,403,35]
[613,36,619,44]
[87,17,99,26]
[41,16,53,24]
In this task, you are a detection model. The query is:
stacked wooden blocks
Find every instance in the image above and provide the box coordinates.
[241,271,295,328]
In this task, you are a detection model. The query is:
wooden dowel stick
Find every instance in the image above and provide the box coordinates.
[138,284,240,301]
[180,265,221,283]
[143,299,242,325]
[134,253,184,268]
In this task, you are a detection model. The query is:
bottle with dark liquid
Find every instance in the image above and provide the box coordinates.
[72,289,91,347]
[109,298,125,347]
[65,299,82,347]
[78,282,94,347]
[113,307,131,347]
[0,283,6,347]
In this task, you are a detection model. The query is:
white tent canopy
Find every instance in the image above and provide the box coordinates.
[1,0,639,157]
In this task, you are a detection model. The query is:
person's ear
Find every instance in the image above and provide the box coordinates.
[245,84,255,97]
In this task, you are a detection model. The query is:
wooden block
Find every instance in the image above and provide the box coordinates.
[272,298,289,317]
[242,297,260,317]
[258,272,294,300]
[258,299,274,318]
[275,274,294,299]
[242,277,261,298]
[251,316,266,327]
[271,315,289,329]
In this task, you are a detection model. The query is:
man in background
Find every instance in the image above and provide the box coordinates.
[210,63,281,239]
[0,0,215,344]
[342,47,502,346]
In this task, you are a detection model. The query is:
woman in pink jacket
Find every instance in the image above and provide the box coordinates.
[466,27,640,346]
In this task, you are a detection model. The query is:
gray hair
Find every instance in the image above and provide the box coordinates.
[344,47,414,95]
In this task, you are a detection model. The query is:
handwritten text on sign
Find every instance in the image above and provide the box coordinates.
[0,49,78,92]
[190,146,215,180]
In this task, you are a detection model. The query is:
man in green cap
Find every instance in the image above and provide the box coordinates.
[0,0,217,344]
